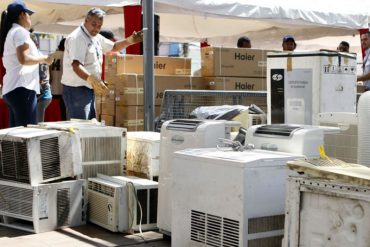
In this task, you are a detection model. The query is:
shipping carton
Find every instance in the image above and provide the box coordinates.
[113,74,207,106]
[115,105,161,131]
[201,47,276,77]
[205,76,267,91]
[105,54,192,76]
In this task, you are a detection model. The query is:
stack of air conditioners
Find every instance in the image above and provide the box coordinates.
[157,119,239,236]
[36,120,127,179]
[87,173,158,233]
[0,127,85,233]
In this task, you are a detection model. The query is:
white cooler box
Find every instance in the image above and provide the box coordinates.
[267,51,357,125]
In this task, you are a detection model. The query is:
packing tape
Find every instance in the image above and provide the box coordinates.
[287,56,293,72]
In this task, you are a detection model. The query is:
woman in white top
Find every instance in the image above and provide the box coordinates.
[0,1,53,127]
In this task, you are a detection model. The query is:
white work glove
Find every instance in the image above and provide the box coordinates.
[127,30,143,44]
[86,74,109,95]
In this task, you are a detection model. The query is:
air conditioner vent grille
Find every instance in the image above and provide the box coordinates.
[81,137,121,162]
[248,214,285,234]
[190,210,239,247]
[0,141,30,183]
[0,184,33,217]
[166,119,203,132]
[57,188,70,226]
[247,235,283,247]
[40,137,61,180]
[88,181,115,197]
[82,163,122,180]
[88,191,110,226]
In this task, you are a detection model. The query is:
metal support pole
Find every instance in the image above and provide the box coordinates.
[142,0,155,131]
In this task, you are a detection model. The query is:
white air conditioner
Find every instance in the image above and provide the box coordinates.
[246,124,340,158]
[157,119,239,235]
[0,127,82,185]
[171,148,302,247]
[318,112,358,163]
[88,174,158,232]
[283,176,370,247]
[126,131,160,181]
[35,120,127,179]
[0,179,86,233]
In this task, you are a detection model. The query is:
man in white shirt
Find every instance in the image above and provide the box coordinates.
[357,32,370,91]
[62,7,142,120]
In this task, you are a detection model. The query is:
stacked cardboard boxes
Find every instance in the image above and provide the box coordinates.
[100,54,207,130]
[201,47,276,112]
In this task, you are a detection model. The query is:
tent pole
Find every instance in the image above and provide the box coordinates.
[143,0,155,131]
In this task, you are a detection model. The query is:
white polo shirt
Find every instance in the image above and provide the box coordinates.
[61,25,114,88]
[2,23,40,95]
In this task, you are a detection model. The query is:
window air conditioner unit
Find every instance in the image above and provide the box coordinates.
[35,120,127,179]
[158,119,239,235]
[0,179,86,233]
[0,127,82,185]
[88,174,158,232]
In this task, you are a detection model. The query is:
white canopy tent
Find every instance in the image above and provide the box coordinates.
[1,0,368,52]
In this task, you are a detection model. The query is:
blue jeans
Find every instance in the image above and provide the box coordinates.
[62,85,96,120]
[3,87,37,127]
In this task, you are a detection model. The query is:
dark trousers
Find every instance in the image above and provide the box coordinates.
[3,87,37,127]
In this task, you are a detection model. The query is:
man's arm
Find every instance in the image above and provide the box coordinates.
[111,30,143,52]
[357,72,370,82]
[71,60,89,80]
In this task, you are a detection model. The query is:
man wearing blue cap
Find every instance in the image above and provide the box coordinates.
[282,35,297,51]
[0,0,53,127]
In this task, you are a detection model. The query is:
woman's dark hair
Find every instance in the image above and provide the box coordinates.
[0,10,22,56]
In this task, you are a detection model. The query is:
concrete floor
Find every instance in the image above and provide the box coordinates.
[0,223,171,247]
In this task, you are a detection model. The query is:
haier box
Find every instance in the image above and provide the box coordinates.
[267,51,357,125]
[201,47,275,77]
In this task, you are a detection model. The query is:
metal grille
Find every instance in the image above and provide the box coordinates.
[81,137,121,162]
[0,183,33,218]
[40,137,61,180]
[135,188,158,226]
[247,235,284,247]
[82,163,122,179]
[0,140,30,183]
[248,215,285,234]
[157,90,267,131]
[254,125,301,137]
[57,188,70,227]
[88,191,110,226]
[306,158,361,168]
[88,181,115,197]
[190,210,239,247]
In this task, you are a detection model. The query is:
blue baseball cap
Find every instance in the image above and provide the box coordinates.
[7,1,34,16]
[283,35,296,44]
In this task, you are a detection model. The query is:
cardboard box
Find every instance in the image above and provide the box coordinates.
[115,105,161,131]
[100,114,114,126]
[105,54,192,76]
[101,98,115,116]
[113,74,207,106]
[201,47,276,77]
[205,76,267,91]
